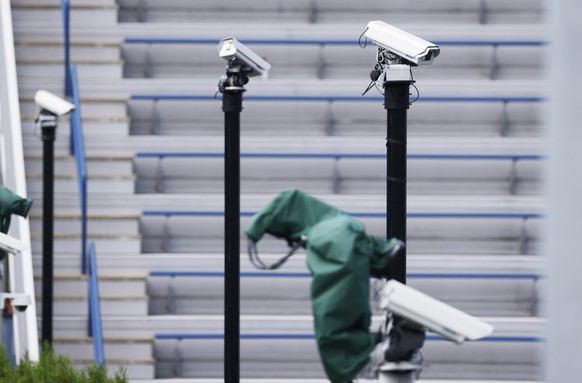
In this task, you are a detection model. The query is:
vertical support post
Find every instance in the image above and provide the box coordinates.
[38,113,57,345]
[62,0,71,98]
[384,79,411,284]
[222,82,244,383]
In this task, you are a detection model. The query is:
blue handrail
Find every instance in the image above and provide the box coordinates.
[149,270,544,280]
[69,64,88,275]
[61,0,71,97]
[88,242,105,367]
[143,210,543,220]
[61,0,104,368]
[135,151,544,161]
[154,332,544,343]
[124,37,546,47]
[131,94,545,103]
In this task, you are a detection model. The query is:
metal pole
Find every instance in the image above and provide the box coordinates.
[38,113,57,345]
[222,82,244,383]
[384,80,411,284]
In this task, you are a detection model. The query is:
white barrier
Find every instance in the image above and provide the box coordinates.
[0,0,40,362]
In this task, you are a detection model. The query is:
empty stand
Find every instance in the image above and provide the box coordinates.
[9,0,548,381]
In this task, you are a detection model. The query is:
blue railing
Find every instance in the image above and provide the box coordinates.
[131,94,545,103]
[124,37,547,47]
[61,0,105,368]
[61,0,71,97]
[143,210,543,220]
[88,243,105,367]
[68,65,88,274]
[150,270,544,281]
[136,151,544,161]
[155,332,544,343]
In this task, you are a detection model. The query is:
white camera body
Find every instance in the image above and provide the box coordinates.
[34,90,75,116]
[218,37,271,77]
[0,232,26,254]
[364,21,440,66]
[0,293,32,312]
[379,280,493,344]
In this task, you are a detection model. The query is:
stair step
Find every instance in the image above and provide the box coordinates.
[36,295,148,316]
[34,275,146,296]
[22,119,129,137]
[15,43,120,62]
[11,7,118,25]
[19,100,127,120]
[17,61,123,79]
[26,176,135,194]
[54,337,152,360]
[30,235,141,254]
[29,216,139,236]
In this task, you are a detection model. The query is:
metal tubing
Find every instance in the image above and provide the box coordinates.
[384,81,410,284]
[41,120,57,345]
[223,89,243,383]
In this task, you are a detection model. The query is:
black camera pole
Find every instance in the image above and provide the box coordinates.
[219,63,248,383]
[384,74,412,284]
[36,111,58,345]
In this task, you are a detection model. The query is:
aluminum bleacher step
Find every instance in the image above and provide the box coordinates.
[36,295,148,316]
[30,233,141,254]
[26,174,135,193]
[53,336,153,360]
[17,61,123,79]
[34,274,146,296]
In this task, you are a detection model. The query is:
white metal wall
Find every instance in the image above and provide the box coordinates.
[0,0,40,363]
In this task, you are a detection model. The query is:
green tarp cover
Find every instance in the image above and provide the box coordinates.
[0,185,33,259]
[246,189,400,382]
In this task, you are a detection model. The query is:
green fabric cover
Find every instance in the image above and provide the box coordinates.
[0,185,33,259]
[245,189,400,382]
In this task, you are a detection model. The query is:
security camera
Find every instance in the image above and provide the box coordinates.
[0,293,32,312]
[34,90,75,117]
[218,37,271,77]
[0,233,26,254]
[364,21,440,66]
[379,280,493,344]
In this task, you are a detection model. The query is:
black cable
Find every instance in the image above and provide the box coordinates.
[358,28,369,49]
[247,237,305,270]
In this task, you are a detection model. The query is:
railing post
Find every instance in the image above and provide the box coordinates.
[162,215,170,252]
[509,158,518,195]
[155,155,165,193]
[489,44,500,80]
[61,0,71,97]
[87,242,105,367]
[500,100,510,136]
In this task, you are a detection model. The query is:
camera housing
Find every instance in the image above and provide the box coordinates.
[379,280,493,344]
[0,293,32,312]
[0,232,26,254]
[364,21,440,66]
[34,90,75,117]
[218,37,271,77]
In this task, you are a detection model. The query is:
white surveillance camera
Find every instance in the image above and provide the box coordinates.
[0,232,26,254]
[0,293,32,312]
[34,90,75,117]
[218,37,271,77]
[364,21,440,66]
[379,280,493,344]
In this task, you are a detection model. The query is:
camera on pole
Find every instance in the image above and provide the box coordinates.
[216,37,270,383]
[361,21,440,383]
[34,90,75,346]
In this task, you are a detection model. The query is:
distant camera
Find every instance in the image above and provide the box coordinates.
[34,90,75,116]
[364,21,440,66]
[218,37,271,77]
[0,293,32,312]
